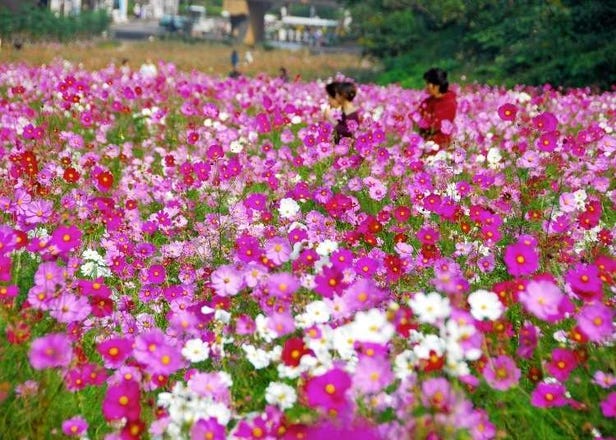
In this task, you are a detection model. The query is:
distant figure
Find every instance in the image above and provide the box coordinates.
[120,58,131,76]
[325,81,360,144]
[139,59,158,77]
[13,38,23,50]
[231,49,239,70]
[229,68,241,79]
[417,67,457,151]
[279,67,289,82]
[244,50,254,65]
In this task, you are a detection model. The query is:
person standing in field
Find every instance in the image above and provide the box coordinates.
[417,67,457,152]
[231,49,239,70]
[324,81,360,144]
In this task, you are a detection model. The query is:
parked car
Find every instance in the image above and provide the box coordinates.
[159,15,189,33]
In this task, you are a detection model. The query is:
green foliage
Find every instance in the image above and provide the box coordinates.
[345,0,616,90]
[0,5,110,42]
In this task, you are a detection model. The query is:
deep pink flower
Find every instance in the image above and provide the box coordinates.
[503,241,539,276]
[530,382,568,408]
[62,416,88,437]
[483,355,521,391]
[49,225,82,254]
[29,333,73,370]
[600,392,616,418]
[417,226,440,245]
[532,112,558,132]
[102,380,141,421]
[146,264,167,284]
[565,263,603,301]
[497,103,517,121]
[546,348,578,382]
[536,131,558,152]
[97,336,133,368]
[304,367,351,412]
[314,265,345,298]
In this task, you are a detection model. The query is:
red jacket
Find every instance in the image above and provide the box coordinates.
[418,91,457,149]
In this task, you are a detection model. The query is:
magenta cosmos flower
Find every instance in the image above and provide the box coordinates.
[483,355,521,391]
[497,103,518,121]
[62,416,88,437]
[503,241,539,276]
[304,367,352,412]
[545,348,578,382]
[102,379,141,421]
[600,392,616,418]
[29,333,73,370]
[530,382,568,408]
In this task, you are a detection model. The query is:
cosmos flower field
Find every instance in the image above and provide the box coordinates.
[0,61,615,439]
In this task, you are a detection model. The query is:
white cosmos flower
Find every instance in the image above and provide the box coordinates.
[265,382,297,410]
[278,198,301,219]
[243,344,271,369]
[409,292,451,324]
[316,239,338,256]
[351,309,395,344]
[181,338,210,363]
[468,289,504,321]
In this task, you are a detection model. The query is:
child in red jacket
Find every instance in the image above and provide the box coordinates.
[418,68,457,151]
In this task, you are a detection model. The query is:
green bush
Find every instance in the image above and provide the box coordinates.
[0,5,111,42]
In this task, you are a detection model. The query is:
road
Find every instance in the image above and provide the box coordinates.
[109,20,164,40]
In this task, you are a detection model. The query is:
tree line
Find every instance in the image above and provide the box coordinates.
[344,0,615,91]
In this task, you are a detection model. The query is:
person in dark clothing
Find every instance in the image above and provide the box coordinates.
[325,81,360,144]
[417,68,457,151]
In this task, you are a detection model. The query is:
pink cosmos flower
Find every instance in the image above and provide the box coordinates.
[304,367,351,412]
[600,392,616,418]
[210,264,244,296]
[530,382,568,408]
[576,303,614,342]
[483,355,521,391]
[265,237,292,265]
[102,379,141,421]
[503,241,539,276]
[22,200,54,224]
[421,377,453,412]
[33,261,65,291]
[29,333,73,370]
[62,416,88,437]
[593,371,616,389]
[352,355,394,394]
[518,280,565,323]
[188,372,231,403]
[49,294,91,323]
[133,329,185,375]
[191,417,226,440]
